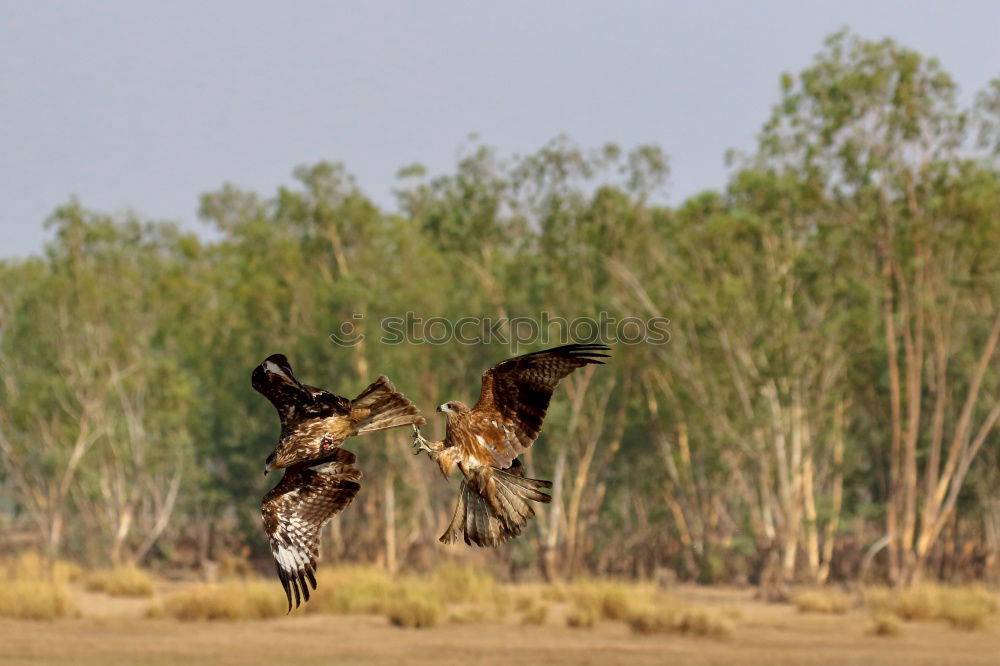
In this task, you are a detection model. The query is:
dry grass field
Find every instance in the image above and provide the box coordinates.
[1,578,999,666]
[1,557,997,665]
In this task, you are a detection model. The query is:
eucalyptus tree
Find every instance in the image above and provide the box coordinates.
[759,30,1000,585]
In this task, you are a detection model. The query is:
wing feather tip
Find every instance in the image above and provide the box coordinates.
[298,570,310,603]
[277,569,292,613]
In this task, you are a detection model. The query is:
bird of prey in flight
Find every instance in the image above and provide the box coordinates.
[413,343,610,547]
[253,353,424,610]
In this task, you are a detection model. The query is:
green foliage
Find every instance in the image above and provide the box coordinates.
[0,29,997,588]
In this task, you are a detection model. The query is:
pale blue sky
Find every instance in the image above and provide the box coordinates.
[2,1,998,257]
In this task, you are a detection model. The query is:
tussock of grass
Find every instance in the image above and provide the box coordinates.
[940,591,995,631]
[216,553,254,579]
[867,612,903,637]
[305,565,499,624]
[864,584,998,630]
[57,560,84,584]
[428,563,496,603]
[867,585,938,622]
[675,605,734,638]
[3,551,81,584]
[721,605,743,621]
[626,602,733,639]
[386,592,442,629]
[541,583,570,603]
[301,564,511,624]
[567,602,599,628]
[85,565,156,598]
[519,599,548,626]
[0,552,80,620]
[0,580,78,620]
[448,605,488,624]
[624,605,664,634]
[860,587,892,614]
[491,589,512,620]
[594,584,631,620]
[150,580,286,620]
[568,581,655,621]
[792,588,852,614]
[514,591,538,611]
[304,566,395,615]
[430,563,510,618]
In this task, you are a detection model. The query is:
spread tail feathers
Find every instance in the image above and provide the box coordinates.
[440,463,552,547]
[351,375,425,435]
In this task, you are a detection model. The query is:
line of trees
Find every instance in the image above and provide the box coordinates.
[1,31,998,589]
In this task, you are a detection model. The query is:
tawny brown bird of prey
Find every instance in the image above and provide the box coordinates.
[413,343,610,547]
[253,354,424,610]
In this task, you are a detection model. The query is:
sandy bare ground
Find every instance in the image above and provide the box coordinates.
[1,585,998,666]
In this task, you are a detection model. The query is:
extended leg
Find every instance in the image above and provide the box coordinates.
[411,424,434,455]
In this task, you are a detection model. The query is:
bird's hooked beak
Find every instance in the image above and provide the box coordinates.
[436,403,448,413]
[259,357,313,402]
[264,452,276,476]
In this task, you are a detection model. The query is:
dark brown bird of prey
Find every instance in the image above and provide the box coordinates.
[253,354,424,610]
[413,343,610,547]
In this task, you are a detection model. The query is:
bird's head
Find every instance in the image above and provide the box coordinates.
[252,354,318,429]
[436,400,469,417]
[252,354,309,396]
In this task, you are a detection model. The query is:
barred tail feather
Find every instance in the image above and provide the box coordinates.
[351,375,425,435]
[439,482,470,545]
[466,488,498,547]
[440,466,552,547]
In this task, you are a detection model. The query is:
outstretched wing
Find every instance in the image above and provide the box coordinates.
[261,448,361,611]
[251,354,350,426]
[469,343,610,467]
